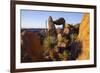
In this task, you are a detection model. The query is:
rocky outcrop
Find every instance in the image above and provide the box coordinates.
[21,31,45,62]
[77,13,90,60]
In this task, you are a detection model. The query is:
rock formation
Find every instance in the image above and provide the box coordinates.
[47,16,66,49]
[77,13,90,60]
[21,31,45,62]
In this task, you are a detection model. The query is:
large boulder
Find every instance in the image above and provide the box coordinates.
[53,17,65,29]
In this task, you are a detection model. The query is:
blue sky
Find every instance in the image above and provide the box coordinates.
[21,10,84,28]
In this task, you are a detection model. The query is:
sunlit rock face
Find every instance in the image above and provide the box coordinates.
[77,13,90,60]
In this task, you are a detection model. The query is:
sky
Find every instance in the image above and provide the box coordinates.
[21,10,84,28]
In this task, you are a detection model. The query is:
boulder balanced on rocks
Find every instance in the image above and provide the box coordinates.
[48,16,66,36]
[53,17,65,30]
